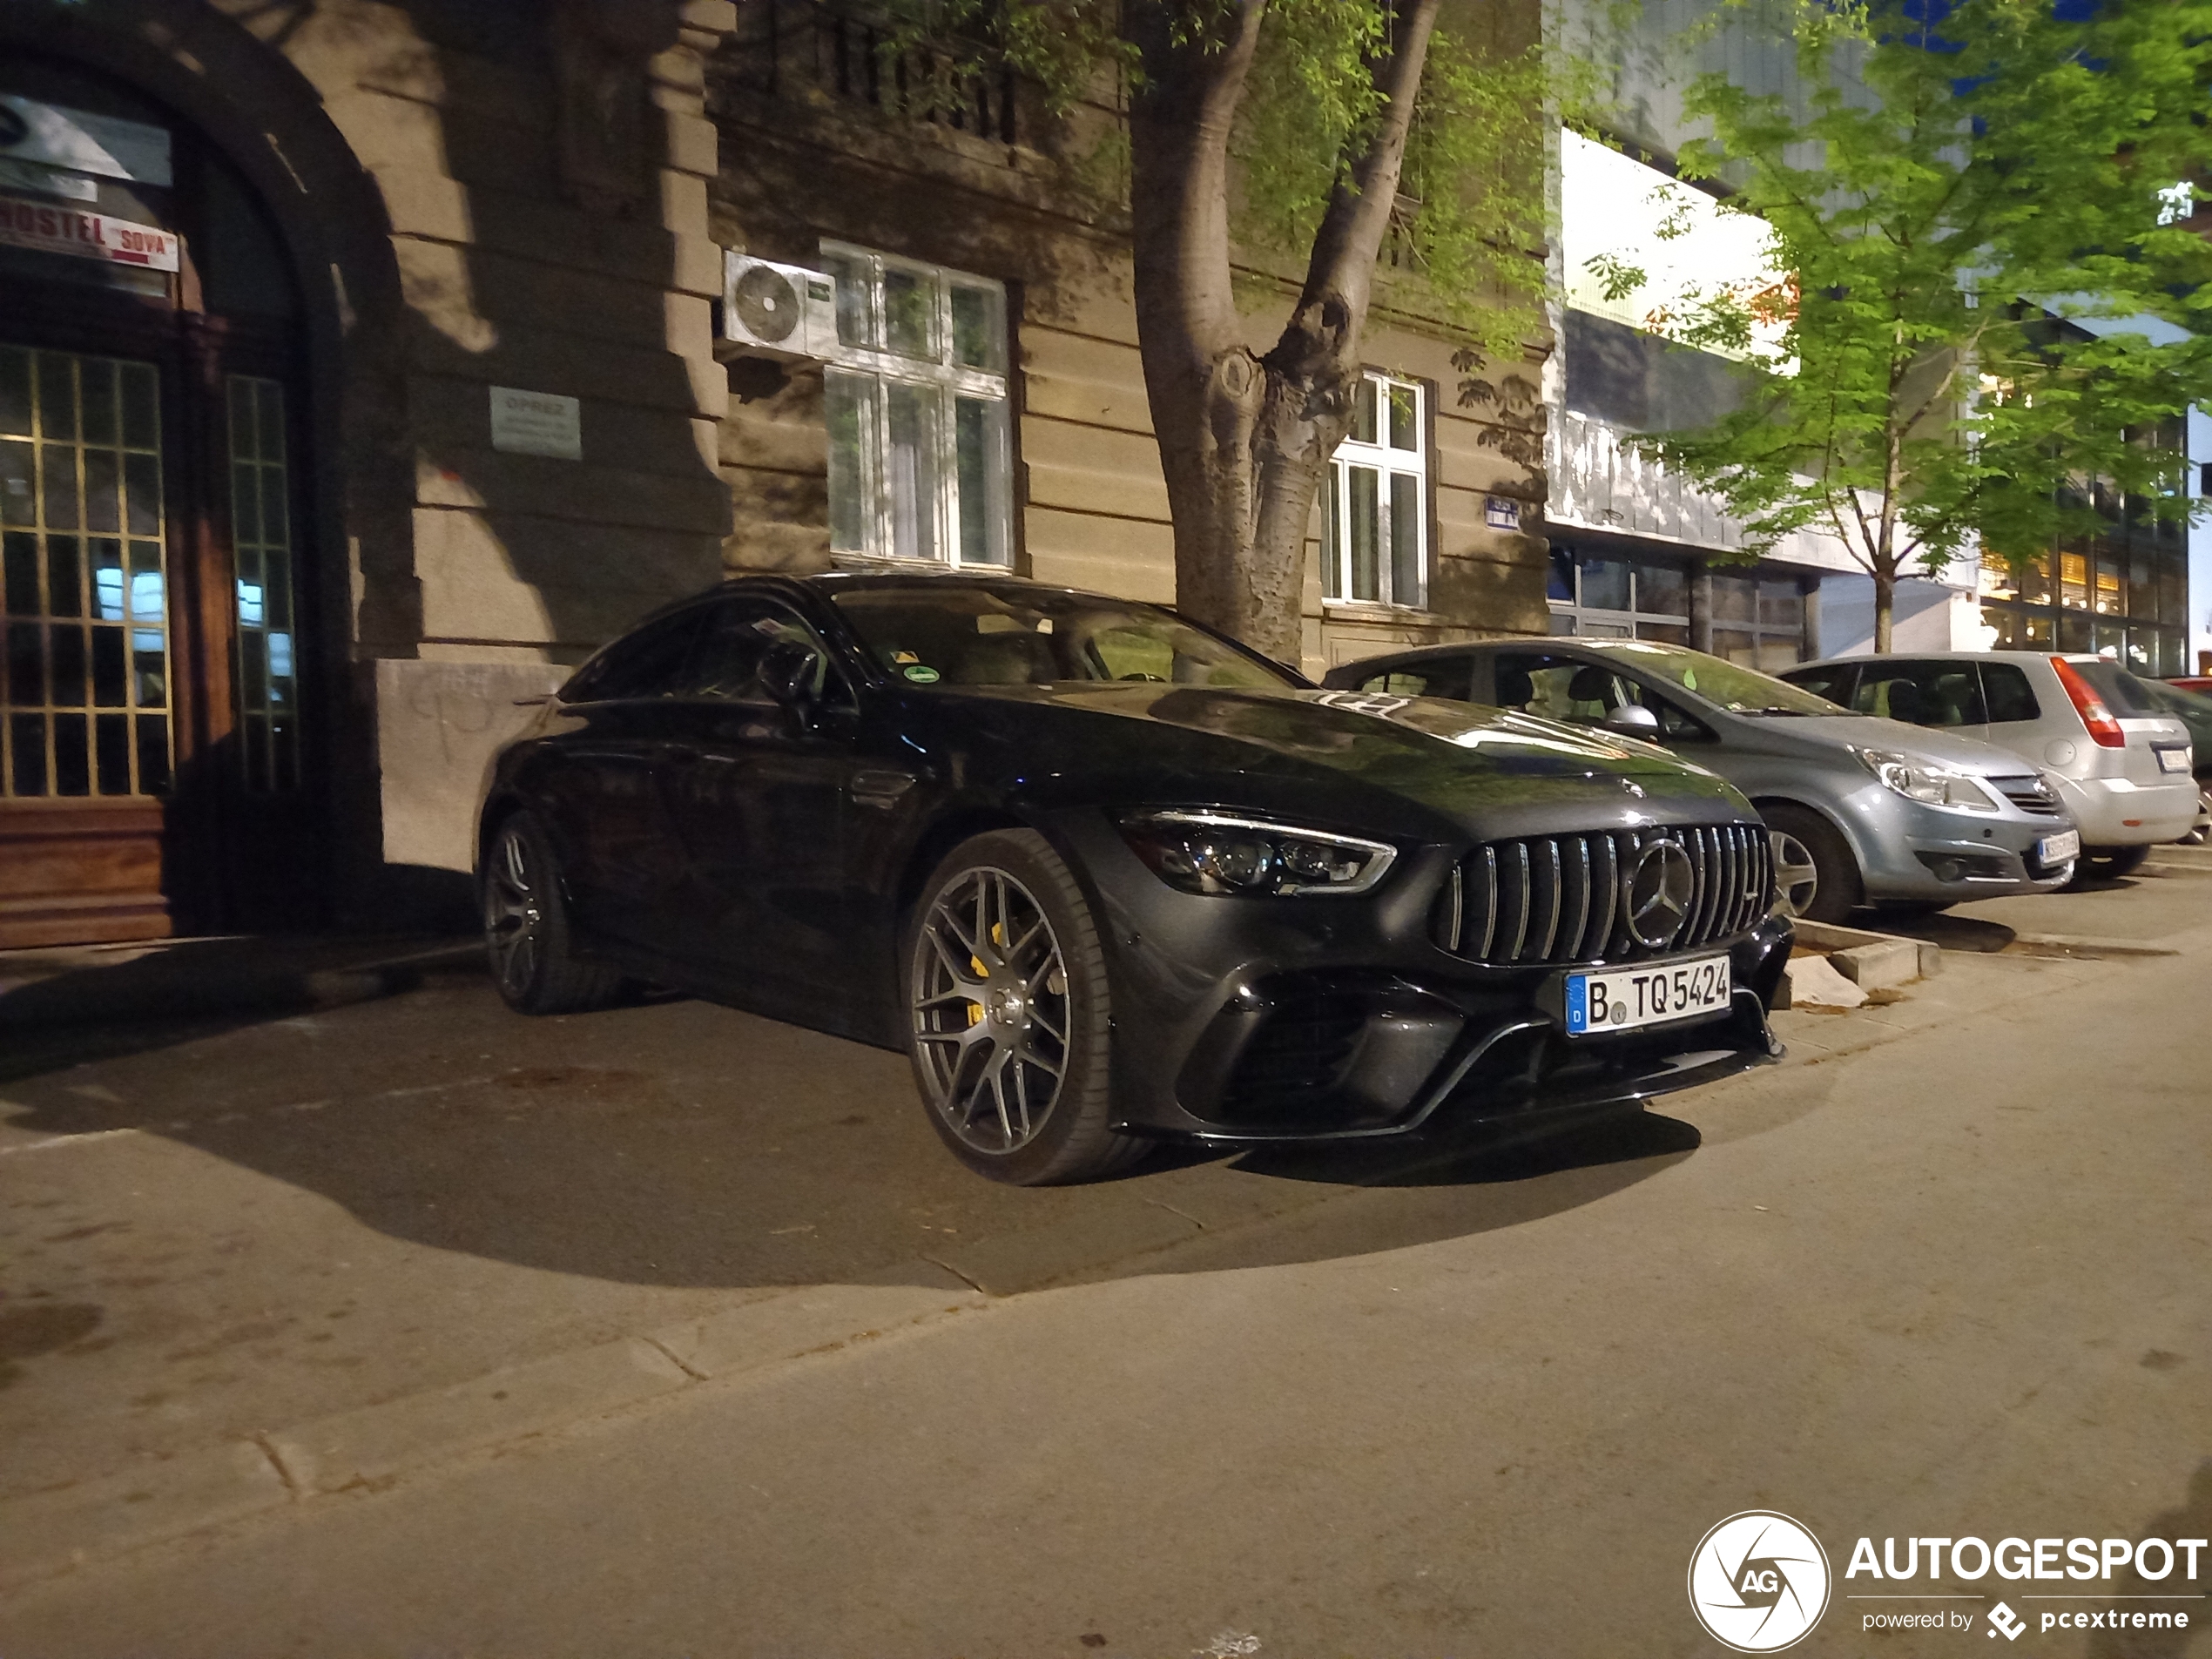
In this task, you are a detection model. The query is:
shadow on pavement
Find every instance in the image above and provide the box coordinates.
[0,937,480,1083]
[1869,912,2016,954]
[0,977,1703,1297]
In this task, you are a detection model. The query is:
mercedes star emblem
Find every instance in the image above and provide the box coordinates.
[1624,838,1696,948]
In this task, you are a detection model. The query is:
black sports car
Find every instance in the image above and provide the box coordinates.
[476,573,1792,1184]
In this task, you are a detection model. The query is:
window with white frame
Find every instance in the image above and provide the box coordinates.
[818,242,1013,568]
[1323,372,1428,608]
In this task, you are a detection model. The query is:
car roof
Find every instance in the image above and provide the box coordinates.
[1788,650,2103,670]
[1331,640,1498,671]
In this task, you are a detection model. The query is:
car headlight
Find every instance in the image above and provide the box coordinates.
[1117,811,1397,896]
[1852,747,2000,813]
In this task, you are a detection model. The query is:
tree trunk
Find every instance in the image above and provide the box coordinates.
[1872,567,1895,653]
[1125,0,1442,665]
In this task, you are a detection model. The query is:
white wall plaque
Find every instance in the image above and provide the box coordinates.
[489,387,582,461]
[1486,495,1523,530]
[0,96,172,187]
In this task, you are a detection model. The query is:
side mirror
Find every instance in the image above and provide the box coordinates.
[759,640,821,709]
[1603,703,1662,738]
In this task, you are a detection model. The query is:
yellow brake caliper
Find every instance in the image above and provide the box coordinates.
[967,921,1005,1026]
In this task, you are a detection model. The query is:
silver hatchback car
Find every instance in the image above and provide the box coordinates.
[1780,651,2196,879]
[1323,638,2080,922]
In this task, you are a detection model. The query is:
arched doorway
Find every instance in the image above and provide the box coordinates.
[0,56,318,947]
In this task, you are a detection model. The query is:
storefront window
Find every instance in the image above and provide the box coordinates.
[1547,548,1690,644]
[1981,491,2189,675]
[1710,572,1805,670]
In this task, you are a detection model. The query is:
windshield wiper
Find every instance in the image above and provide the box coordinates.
[1732,706,1821,717]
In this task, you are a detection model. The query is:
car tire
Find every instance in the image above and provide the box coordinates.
[903,828,1147,1186]
[2071,844,2151,884]
[481,810,627,1015]
[1760,803,1861,924]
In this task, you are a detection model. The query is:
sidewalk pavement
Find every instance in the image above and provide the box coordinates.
[4,850,2209,1594]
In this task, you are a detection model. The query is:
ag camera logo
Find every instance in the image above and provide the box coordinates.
[1689,1511,1832,1652]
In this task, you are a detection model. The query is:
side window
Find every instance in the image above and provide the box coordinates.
[1980,663,2042,725]
[1089,626,1171,682]
[1853,660,1981,727]
[1358,661,1471,701]
[560,610,704,704]
[1784,664,1858,709]
[1621,680,1716,743]
[1494,652,1621,724]
[685,600,847,707]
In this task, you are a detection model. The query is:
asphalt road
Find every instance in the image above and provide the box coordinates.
[2,861,2209,1656]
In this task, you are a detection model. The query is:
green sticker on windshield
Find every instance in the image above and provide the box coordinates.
[903,664,941,684]
[1682,667,1697,691]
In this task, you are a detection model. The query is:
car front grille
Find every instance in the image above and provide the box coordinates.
[1436,825,1773,968]
[1989,775,2063,816]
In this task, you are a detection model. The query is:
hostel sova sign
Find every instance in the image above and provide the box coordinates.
[0,192,179,272]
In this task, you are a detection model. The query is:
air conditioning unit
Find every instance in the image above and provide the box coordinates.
[717,253,839,361]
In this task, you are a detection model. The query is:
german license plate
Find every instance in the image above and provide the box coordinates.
[2037,828,2080,864]
[1565,955,1731,1035]
[2155,745,2192,774]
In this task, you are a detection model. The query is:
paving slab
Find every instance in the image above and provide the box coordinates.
[264,1335,692,1498]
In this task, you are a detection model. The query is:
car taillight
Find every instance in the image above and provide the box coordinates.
[2050,657,2126,748]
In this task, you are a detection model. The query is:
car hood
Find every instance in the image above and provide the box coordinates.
[920,682,1752,839]
[1743,712,2042,774]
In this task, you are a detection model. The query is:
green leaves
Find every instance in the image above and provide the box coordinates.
[873,0,1570,356]
[1634,0,2212,591]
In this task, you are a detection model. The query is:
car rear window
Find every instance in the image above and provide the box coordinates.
[2069,659,2156,716]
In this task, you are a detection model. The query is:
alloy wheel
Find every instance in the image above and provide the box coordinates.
[1770,828,1819,918]
[483,824,544,1001]
[910,866,1071,1155]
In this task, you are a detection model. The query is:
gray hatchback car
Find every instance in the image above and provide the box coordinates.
[1323,638,2080,921]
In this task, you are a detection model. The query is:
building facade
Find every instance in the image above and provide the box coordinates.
[1551,0,2202,677]
[0,0,1555,952]
[704,1,1553,678]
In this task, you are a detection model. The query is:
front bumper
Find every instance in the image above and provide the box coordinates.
[1051,811,1792,1143]
[1843,791,2077,901]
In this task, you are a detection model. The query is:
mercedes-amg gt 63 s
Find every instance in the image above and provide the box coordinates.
[477,574,1792,1184]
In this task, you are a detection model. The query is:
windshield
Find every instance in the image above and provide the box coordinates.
[831,583,1294,691]
[1581,640,1849,715]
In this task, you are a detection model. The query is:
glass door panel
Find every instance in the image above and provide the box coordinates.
[227,374,300,792]
[0,346,170,800]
